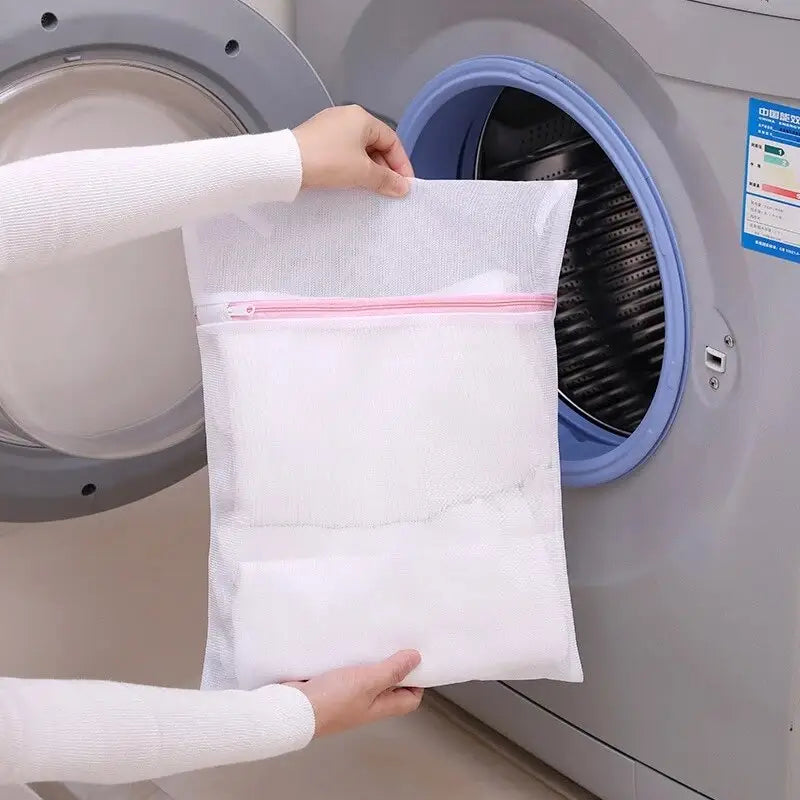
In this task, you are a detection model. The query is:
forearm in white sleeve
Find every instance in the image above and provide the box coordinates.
[0,678,316,785]
[0,129,303,274]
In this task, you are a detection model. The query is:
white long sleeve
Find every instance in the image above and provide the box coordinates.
[0,678,316,785]
[0,128,304,274]
[0,130,314,784]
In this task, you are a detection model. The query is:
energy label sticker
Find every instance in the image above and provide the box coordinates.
[742,98,800,264]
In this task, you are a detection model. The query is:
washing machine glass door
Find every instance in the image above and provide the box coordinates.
[0,62,242,460]
[0,3,331,522]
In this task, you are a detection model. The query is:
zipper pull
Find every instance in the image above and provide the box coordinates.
[194,302,244,324]
[226,303,257,320]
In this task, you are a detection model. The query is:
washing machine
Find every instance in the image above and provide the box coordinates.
[2,2,799,799]
[291,1,800,799]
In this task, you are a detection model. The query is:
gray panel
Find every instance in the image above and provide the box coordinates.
[582,0,800,98]
[0,437,207,523]
[438,682,636,800]
[297,0,800,108]
[635,765,707,800]
[0,0,331,521]
[296,0,372,101]
[688,0,800,18]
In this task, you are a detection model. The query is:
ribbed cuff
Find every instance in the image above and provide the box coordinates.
[250,683,316,752]
[254,128,303,203]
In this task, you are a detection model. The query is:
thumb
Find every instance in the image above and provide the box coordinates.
[371,686,424,720]
[365,650,421,695]
[363,158,410,198]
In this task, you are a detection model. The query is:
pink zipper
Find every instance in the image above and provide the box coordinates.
[223,294,555,320]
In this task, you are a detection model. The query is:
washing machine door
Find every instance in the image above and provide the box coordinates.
[0,0,331,522]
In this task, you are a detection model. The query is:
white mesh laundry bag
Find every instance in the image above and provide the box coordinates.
[182,177,582,690]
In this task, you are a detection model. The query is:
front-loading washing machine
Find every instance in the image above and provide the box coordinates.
[290,1,800,799]
[3,2,800,799]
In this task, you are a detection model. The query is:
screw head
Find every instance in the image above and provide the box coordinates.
[724,334,735,348]
[709,376,720,390]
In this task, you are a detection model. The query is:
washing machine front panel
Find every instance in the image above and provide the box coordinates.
[296,0,800,110]
[323,2,800,799]
[689,0,800,18]
[0,0,331,522]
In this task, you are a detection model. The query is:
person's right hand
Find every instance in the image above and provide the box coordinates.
[292,105,414,198]
[285,650,423,737]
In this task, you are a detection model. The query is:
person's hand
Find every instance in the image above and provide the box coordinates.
[292,105,414,198]
[285,650,424,737]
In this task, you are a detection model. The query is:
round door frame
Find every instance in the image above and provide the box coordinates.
[0,0,332,522]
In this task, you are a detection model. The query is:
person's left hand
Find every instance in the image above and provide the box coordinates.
[284,650,424,737]
[292,105,415,198]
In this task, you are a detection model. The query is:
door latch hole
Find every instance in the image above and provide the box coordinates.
[705,346,727,374]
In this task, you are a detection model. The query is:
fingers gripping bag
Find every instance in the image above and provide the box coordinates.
[182,178,582,690]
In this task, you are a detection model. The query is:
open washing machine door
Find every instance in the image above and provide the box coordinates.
[0,0,331,522]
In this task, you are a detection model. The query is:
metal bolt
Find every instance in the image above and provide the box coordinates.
[709,376,720,390]
[724,334,735,348]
